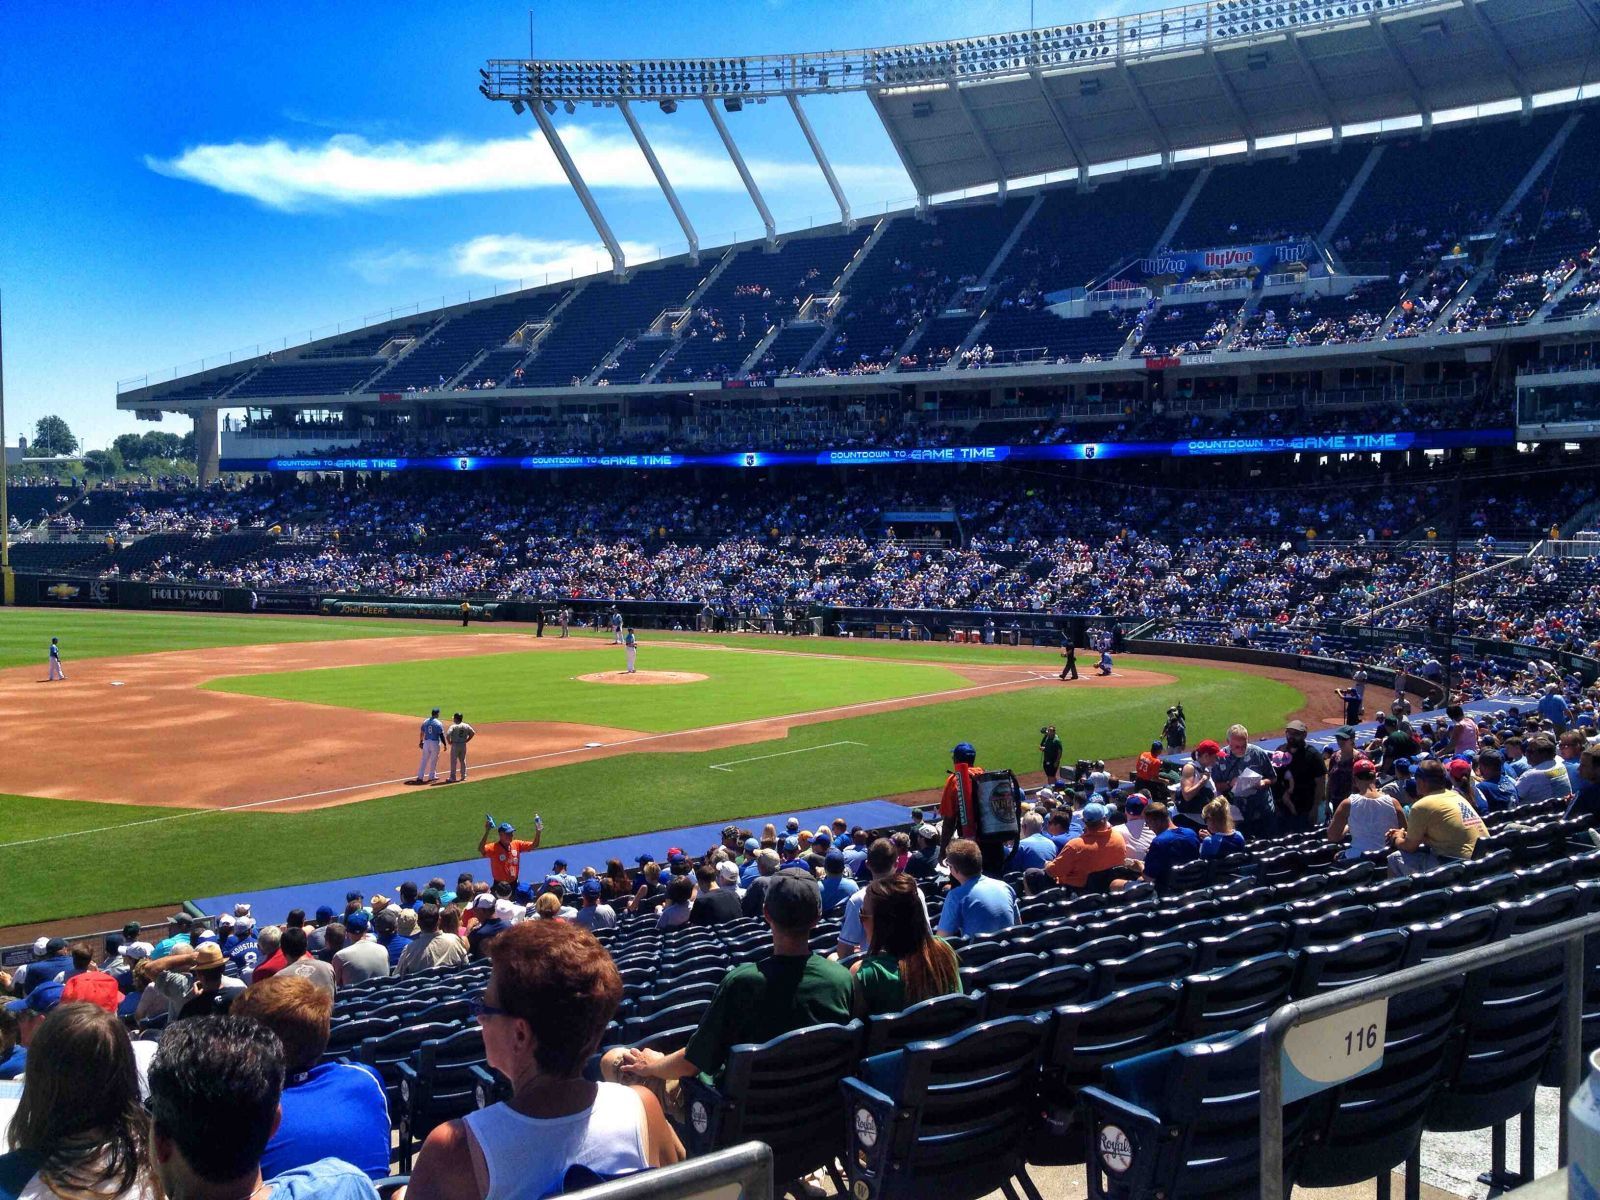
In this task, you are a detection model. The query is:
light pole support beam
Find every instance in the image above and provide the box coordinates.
[1206,47,1256,156]
[1464,0,1533,115]
[948,82,1007,202]
[1370,15,1432,133]
[787,92,853,229]
[867,88,932,209]
[619,100,700,262]
[1031,71,1091,188]
[1120,63,1173,168]
[529,104,627,275]
[703,98,776,245]
[1285,30,1343,148]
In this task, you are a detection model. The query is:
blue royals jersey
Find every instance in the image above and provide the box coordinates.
[421,717,444,742]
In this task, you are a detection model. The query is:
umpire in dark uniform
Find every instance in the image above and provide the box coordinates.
[1059,633,1078,681]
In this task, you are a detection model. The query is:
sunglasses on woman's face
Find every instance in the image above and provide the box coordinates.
[468,995,508,1021]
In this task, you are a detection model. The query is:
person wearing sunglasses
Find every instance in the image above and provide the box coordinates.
[407,923,682,1200]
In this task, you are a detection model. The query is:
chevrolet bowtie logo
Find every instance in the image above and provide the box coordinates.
[46,584,79,600]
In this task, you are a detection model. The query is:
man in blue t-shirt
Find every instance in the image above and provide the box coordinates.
[152,913,194,960]
[232,975,391,1180]
[1539,685,1572,732]
[1141,803,1201,890]
[936,839,1020,938]
[1473,750,1517,814]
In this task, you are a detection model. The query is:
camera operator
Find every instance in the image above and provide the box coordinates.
[1163,704,1187,751]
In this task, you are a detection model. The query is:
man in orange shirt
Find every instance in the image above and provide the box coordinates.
[478,815,542,888]
[940,741,1009,876]
[1045,802,1127,889]
[1135,740,1172,804]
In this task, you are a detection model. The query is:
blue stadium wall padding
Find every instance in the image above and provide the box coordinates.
[190,799,909,920]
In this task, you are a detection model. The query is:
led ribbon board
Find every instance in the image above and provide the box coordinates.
[221,429,1511,473]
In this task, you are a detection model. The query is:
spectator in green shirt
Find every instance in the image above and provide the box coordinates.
[603,874,863,1087]
[851,873,963,1015]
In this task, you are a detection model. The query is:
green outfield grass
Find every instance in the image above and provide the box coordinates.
[0,607,480,671]
[204,644,973,731]
[0,659,1302,925]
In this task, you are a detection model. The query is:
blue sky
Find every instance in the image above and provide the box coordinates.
[0,1,1134,450]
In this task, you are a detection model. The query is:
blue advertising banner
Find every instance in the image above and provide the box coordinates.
[1133,240,1321,280]
[220,428,1512,475]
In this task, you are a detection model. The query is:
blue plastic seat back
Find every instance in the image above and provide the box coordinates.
[1399,904,1501,967]
[1290,928,1409,998]
[981,962,1096,1019]
[1195,921,1291,972]
[863,992,984,1055]
[959,952,1046,992]
[1091,941,1197,1000]
[1175,952,1298,1041]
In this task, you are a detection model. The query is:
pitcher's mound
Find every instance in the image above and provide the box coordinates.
[576,670,709,686]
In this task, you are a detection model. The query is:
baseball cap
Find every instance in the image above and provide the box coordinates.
[493,899,517,921]
[1285,720,1309,735]
[552,859,568,870]
[497,822,516,834]
[1353,758,1377,776]
[192,943,227,972]
[634,853,655,866]
[234,917,255,932]
[1447,758,1473,780]
[217,914,235,928]
[580,878,603,899]
[346,891,364,903]
[45,938,65,956]
[667,850,687,865]
[764,873,822,928]
[195,930,219,945]
[170,912,193,926]
[722,825,740,840]
[717,861,741,884]
[823,849,846,871]
[1151,740,1163,752]
[473,894,496,910]
[7,980,65,1017]
[30,937,47,957]
[1194,739,1221,757]
[1083,802,1110,825]
[63,970,121,1014]
[122,921,143,940]
[814,831,832,848]
[744,837,760,852]
[786,818,800,831]
[1393,757,1414,773]
[1335,725,1357,741]
[345,911,370,934]
[233,904,252,918]
[122,941,153,961]
[916,822,940,840]
[1124,795,1148,814]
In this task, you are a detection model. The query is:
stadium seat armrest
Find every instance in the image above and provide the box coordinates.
[679,1077,730,1155]
[1076,1087,1162,1200]
[467,1063,508,1108]
[841,1076,902,1200]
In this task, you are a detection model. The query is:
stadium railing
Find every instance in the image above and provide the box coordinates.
[1256,910,1600,1200]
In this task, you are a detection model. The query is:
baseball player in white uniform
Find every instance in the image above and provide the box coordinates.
[610,607,624,644]
[47,637,65,681]
[416,707,445,782]
[624,628,638,673]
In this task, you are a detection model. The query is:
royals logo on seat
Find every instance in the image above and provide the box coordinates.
[1098,1124,1133,1174]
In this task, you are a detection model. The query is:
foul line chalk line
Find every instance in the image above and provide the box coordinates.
[707,740,867,772]
[0,670,1044,852]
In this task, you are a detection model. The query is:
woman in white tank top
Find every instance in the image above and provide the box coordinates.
[1326,759,1406,859]
[406,923,683,1200]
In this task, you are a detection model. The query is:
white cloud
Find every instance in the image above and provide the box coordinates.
[348,246,434,284]
[451,234,661,282]
[146,126,908,211]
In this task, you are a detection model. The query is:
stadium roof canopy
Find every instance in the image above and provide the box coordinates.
[483,0,1600,270]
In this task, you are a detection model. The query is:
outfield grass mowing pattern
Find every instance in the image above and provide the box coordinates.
[203,644,972,731]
